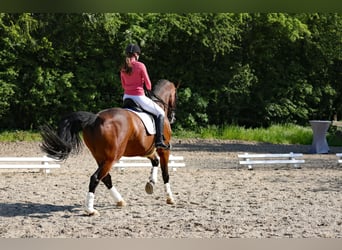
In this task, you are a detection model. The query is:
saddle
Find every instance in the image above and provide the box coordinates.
[123,99,147,113]
[122,98,156,135]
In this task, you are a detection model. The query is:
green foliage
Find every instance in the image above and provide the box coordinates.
[173,87,209,129]
[0,81,15,118]
[0,13,123,129]
[0,13,341,131]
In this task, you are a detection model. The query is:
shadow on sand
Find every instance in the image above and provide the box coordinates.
[0,202,80,218]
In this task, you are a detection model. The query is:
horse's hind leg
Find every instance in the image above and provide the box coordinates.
[145,155,159,195]
[85,160,125,216]
[85,167,101,215]
[102,173,125,207]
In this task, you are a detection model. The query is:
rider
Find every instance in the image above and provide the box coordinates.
[120,43,169,149]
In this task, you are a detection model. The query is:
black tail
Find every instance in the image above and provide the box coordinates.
[40,111,98,160]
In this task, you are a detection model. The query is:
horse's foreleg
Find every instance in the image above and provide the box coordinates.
[159,153,174,205]
[145,156,159,195]
[102,174,125,207]
[144,155,174,205]
[161,166,174,205]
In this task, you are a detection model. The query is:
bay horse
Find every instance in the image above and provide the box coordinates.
[40,79,178,216]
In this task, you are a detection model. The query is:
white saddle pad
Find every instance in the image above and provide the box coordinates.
[126,109,156,135]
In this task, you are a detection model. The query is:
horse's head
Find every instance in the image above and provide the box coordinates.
[153,79,179,124]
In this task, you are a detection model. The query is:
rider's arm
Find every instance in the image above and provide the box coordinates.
[140,63,152,91]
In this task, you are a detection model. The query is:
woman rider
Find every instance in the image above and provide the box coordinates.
[120,44,169,149]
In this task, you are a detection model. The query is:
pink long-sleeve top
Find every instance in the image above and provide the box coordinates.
[120,57,152,96]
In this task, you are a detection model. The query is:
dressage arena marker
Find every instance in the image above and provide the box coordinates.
[238,152,305,170]
[337,153,342,164]
[0,156,61,174]
[113,155,185,171]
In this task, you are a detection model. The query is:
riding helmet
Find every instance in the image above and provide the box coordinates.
[125,44,141,55]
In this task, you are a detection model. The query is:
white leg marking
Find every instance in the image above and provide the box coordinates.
[165,182,172,194]
[150,166,158,184]
[109,186,123,203]
[165,183,173,198]
[85,192,95,214]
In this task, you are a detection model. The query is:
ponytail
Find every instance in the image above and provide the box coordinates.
[124,56,133,74]
[120,56,132,75]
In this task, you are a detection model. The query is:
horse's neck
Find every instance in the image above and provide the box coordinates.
[155,92,169,111]
[156,90,168,102]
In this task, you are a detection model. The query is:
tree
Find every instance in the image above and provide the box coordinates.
[0,13,340,130]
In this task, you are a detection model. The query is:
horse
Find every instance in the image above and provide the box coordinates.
[40,79,178,216]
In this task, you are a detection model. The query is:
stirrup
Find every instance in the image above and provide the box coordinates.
[155,141,170,150]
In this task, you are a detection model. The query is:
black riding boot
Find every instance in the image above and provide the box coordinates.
[155,115,169,149]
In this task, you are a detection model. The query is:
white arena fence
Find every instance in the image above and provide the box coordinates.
[238,152,305,170]
[0,156,61,174]
[113,155,185,171]
[337,153,342,164]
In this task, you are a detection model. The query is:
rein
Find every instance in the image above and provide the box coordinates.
[146,89,177,123]
[147,90,175,112]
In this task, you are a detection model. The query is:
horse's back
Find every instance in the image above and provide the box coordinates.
[94,107,137,133]
[93,107,153,154]
[97,107,128,119]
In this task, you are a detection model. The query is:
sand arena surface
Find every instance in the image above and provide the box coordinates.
[0,139,341,238]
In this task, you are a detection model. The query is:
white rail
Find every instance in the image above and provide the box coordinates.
[113,155,185,171]
[336,153,342,164]
[238,152,305,170]
[0,156,61,173]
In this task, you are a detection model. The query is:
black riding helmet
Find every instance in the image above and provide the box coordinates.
[125,44,141,55]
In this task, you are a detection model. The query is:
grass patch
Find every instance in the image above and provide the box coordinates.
[174,124,342,146]
[0,130,42,142]
[1,124,342,146]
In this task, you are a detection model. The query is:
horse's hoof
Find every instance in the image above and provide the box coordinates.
[85,209,100,216]
[166,198,175,205]
[145,181,154,194]
[116,200,126,207]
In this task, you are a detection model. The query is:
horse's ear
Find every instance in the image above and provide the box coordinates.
[175,80,181,89]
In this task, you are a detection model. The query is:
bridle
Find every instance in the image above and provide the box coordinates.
[147,90,177,124]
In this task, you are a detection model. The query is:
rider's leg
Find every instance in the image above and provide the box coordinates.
[125,95,169,149]
[155,114,169,149]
